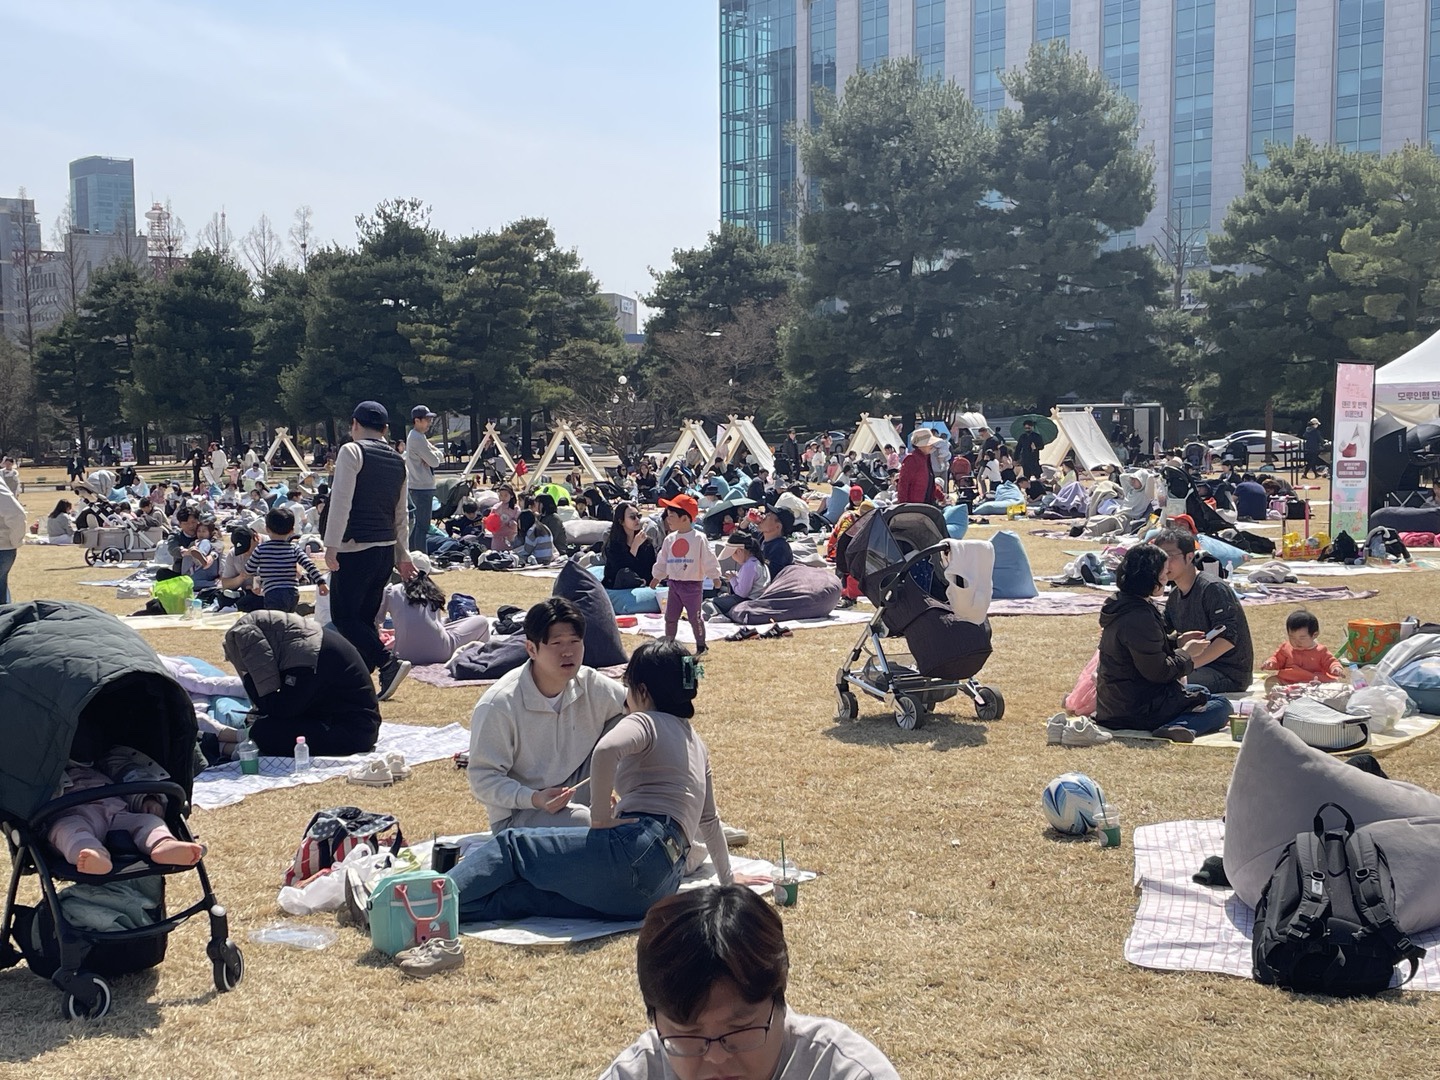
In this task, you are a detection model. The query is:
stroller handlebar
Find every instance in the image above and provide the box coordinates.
[874,540,952,601]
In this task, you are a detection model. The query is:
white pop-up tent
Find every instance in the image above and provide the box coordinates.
[845,413,906,457]
[1376,332,1440,424]
[658,419,717,474]
[713,416,776,475]
[460,422,520,481]
[1040,408,1123,472]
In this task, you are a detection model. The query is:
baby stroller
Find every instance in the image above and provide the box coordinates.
[1160,466,1232,537]
[833,504,1004,730]
[77,520,165,566]
[0,601,243,1019]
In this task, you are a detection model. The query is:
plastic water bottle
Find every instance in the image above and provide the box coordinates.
[188,597,203,620]
[1348,663,1368,690]
[293,736,312,773]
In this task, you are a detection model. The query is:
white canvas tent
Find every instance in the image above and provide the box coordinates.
[658,419,717,474]
[845,414,906,457]
[1040,408,1123,472]
[1376,331,1440,424]
[527,420,610,489]
[460,423,520,481]
[261,427,309,474]
[712,416,775,475]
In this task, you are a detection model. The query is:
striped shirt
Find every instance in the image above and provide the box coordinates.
[245,539,324,595]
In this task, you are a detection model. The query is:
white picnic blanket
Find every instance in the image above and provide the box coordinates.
[617,608,872,645]
[1234,559,1428,578]
[1125,819,1440,989]
[192,722,469,810]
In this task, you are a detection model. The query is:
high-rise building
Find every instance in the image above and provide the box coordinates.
[0,196,44,343]
[69,156,137,236]
[719,0,1432,252]
[599,292,641,336]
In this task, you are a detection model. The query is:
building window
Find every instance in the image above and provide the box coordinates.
[721,0,798,245]
[915,0,945,77]
[973,0,1006,118]
[1431,0,1440,147]
[861,0,888,69]
[1336,0,1384,152]
[1103,0,1140,102]
[1035,0,1070,43]
[1172,0,1215,249]
[810,0,837,122]
[1250,0,1295,164]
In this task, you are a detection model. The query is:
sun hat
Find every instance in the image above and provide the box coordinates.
[849,484,864,502]
[911,428,938,449]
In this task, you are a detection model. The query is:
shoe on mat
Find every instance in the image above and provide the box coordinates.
[701,600,718,621]
[1046,712,1067,746]
[377,658,412,702]
[344,867,372,932]
[382,751,411,780]
[347,758,395,787]
[1061,717,1114,748]
[1152,724,1196,743]
[721,823,749,848]
[397,936,464,978]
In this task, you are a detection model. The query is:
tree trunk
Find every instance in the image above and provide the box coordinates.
[521,413,533,458]
[231,415,243,450]
[137,424,151,466]
[325,416,337,446]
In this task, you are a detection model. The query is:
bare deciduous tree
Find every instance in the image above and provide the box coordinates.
[647,298,792,422]
[197,210,235,260]
[9,187,41,360]
[240,213,286,281]
[289,205,314,270]
[1152,201,1209,310]
[51,200,87,317]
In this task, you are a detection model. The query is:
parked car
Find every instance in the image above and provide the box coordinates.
[1206,429,1303,464]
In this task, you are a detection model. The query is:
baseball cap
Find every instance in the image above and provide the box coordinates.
[763,503,796,532]
[849,484,864,502]
[659,494,700,520]
[411,405,436,420]
[352,401,389,429]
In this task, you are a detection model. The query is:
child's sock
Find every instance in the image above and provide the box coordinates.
[148,838,205,866]
[75,848,113,874]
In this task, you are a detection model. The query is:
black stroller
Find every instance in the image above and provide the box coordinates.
[0,601,243,1019]
[833,504,1004,730]
[1160,466,1233,537]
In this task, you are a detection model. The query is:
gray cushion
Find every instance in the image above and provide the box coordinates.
[447,635,529,682]
[1224,707,1440,933]
[552,558,629,668]
[564,519,610,546]
[726,563,841,626]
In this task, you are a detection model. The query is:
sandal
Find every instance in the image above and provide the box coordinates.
[346,758,395,787]
[726,626,760,642]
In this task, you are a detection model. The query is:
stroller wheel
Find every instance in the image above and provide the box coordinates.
[63,974,111,1021]
[213,942,245,992]
[101,547,123,565]
[83,548,99,566]
[835,689,858,722]
[893,694,923,731]
[974,687,1006,721]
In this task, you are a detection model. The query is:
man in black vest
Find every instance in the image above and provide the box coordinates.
[323,401,416,701]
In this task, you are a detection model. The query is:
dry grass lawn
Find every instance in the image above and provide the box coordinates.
[3,470,1440,1078]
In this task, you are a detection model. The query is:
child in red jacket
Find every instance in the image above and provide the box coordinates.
[1262,609,1344,685]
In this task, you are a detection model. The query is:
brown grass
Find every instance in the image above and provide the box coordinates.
[3,472,1440,1078]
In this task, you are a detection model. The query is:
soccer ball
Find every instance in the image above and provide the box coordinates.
[1042,772,1105,835]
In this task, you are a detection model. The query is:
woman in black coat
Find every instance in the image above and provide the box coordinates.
[1095,544,1231,742]
[602,501,657,589]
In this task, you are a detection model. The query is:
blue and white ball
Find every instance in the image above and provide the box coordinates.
[1042,772,1105,835]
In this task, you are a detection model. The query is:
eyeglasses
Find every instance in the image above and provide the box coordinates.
[656,1002,776,1058]
[626,512,641,520]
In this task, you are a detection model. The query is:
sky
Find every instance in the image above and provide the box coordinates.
[0,0,720,324]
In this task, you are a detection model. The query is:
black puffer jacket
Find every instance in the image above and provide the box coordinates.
[1095,592,1200,731]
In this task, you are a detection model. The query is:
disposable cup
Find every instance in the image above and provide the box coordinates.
[773,879,799,906]
[1097,804,1122,848]
[239,748,260,775]
[1230,713,1248,742]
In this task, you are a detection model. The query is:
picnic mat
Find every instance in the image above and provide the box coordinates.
[409,661,628,690]
[1234,559,1438,579]
[616,608,873,645]
[991,584,1378,618]
[1124,819,1440,989]
[192,722,469,810]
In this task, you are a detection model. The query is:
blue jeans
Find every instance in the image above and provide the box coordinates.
[408,489,434,553]
[1165,688,1232,736]
[447,813,688,923]
[0,547,15,603]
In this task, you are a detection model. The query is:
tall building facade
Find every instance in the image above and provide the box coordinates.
[0,197,43,344]
[720,0,1435,251]
[69,156,137,236]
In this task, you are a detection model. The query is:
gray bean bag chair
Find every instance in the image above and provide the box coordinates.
[552,558,629,668]
[1224,707,1440,934]
[448,635,529,682]
[725,563,842,626]
[564,518,611,547]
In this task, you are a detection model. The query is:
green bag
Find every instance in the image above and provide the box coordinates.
[152,575,194,615]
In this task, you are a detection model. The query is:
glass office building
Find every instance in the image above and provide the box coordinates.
[720,0,1439,250]
[69,157,137,236]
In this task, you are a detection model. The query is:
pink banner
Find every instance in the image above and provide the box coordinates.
[1331,363,1376,538]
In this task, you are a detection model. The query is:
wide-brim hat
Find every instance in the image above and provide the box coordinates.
[910,428,938,449]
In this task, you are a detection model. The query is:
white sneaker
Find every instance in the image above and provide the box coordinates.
[1046,713,1067,746]
[397,936,465,978]
[1061,717,1114,747]
[721,823,749,848]
[382,751,411,780]
[346,758,394,787]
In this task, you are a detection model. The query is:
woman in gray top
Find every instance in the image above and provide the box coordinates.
[445,639,762,923]
[374,557,490,666]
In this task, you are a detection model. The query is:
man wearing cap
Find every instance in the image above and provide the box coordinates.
[897,429,941,505]
[324,401,416,702]
[758,503,795,575]
[406,405,443,552]
[1016,419,1046,481]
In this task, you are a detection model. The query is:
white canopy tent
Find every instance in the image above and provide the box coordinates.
[460,422,520,482]
[658,419,717,474]
[713,416,776,475]
[1376,332,1440,425]
[844,414,906,457]
[1040,408,1123,472]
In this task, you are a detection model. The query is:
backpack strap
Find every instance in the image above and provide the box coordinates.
[1288,832,1332,944]
[1345,831,1427,986]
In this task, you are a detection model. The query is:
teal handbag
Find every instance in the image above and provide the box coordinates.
[367,870,459,956]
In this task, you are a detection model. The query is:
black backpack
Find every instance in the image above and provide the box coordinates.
[1322,530,1360,563]
[1253,802,1425,996]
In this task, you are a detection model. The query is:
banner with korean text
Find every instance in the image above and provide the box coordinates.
[1331,363,1376,538]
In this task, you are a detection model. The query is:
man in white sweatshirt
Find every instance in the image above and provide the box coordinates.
[0,480,27,603]
[405,404,443,554]
[467,598,628,831]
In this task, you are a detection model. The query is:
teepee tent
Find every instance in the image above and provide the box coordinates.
[844,414,906,457]
[1376,331,1440,425]
[712,417,776,475]
[527,420,611,489]
[658,419,718,474]
[1039,408,1122,472]
[261,427,309,474]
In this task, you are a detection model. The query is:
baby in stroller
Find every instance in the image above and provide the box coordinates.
[48,748,205,876]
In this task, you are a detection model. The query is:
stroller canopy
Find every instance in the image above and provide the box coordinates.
[839,504,948,606]
[0,601,198,820]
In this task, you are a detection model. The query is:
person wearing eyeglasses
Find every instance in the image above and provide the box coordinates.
[604,501,657,590]
[601,884,898,1079]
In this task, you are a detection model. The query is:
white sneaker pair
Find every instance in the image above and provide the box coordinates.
[1046,713,1114,747]
[346,751,411,787]
[396,936,464,978]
